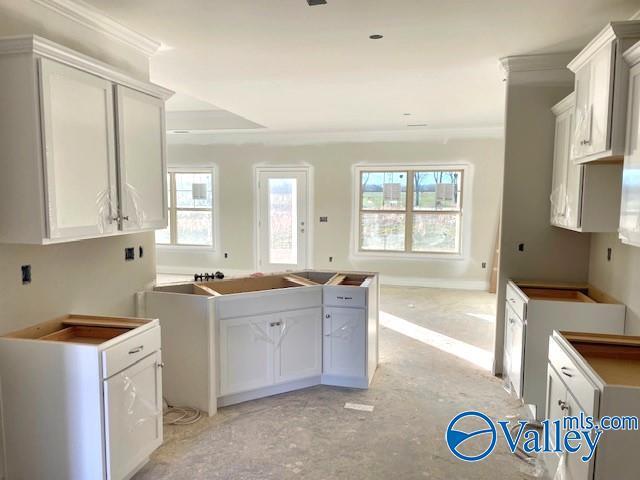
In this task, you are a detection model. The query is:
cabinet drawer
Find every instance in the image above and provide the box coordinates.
[548,337,599,417]
[324,286,366,308]
[506,282,527,320]
[102,326,161,379]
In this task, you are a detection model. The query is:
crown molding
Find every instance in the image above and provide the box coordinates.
[499,53,575,86]
[167,126,504,146]
[32,0,161,57]
[568,21,640,72]
[551,92,575,116]
[0,35,173,99]
[624,39,640,66]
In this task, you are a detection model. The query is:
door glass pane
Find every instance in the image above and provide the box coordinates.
[360,213,405,251]
[155,211,171,244]
[412,213,459,252]
[413,171,461,211]
[361,171,407,210]
[177,211,212,245]
[175,173,212,208]
[268,178,297,264]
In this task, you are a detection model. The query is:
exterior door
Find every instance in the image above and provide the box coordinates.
[219,314,276,396]
[103,351,163,480]
[257,169,308,271]
[323,307,366,378]
[115,85,168,231]
[39,59,118,239]
[274,307,322,383]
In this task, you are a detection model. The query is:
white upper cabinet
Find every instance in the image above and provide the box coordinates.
[550,93,622,232]
[40,59,119,239]
[620,42,640,247]
[568,22,640,164]
[115,86,168,231]
[0,36,172,244]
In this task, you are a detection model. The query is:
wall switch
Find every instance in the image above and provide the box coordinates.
[138,246,144,258]
[224,252,229,259]
[125,247,135,261]
[320,216,328,223]
[21,265,31,284]
[329,256,333,262]
[517,243,525,252]
[482,262,487,269]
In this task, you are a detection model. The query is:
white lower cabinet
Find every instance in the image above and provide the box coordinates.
[219,307,322,397]
[0,315,162,480]
[322,307,366,379]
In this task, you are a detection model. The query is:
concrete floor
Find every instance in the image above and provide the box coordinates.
[135,286,535,480]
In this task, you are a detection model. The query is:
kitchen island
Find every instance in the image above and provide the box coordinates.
[137,270,379,415]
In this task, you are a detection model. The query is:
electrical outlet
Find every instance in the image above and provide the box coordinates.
[125,247,135,261]
[329,256,333,262]
[139,246,144,258]
[517,243,525,252]
[320,216,328,223]
[21,265,31,284]
[482,262,487,269]
[607,248,612,262]
[224,252,229,259]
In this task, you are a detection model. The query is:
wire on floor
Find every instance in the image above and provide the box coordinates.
[163,398,202,425]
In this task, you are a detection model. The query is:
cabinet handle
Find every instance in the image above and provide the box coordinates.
[122,216,129,221]
[128,345,144,354]
[270,321,282,327]
[560,367,573,378]
[325,314,331,319]
[558,400,570,412]
[158,362,165,368]
[111,215,130,222]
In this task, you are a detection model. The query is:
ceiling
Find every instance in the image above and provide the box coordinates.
[85,0,640,134]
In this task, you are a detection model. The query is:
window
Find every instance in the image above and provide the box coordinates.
[358,167,463,254]
[156,169,214,247]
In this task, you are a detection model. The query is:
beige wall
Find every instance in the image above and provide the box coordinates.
[588,233,640,334]
[0,1,157,334]
[159,137,504,288]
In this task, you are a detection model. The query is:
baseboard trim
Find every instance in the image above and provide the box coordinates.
[157,266,489,291]
[218,376,321,407]
[380,275,490,291]
[321,374,369,389]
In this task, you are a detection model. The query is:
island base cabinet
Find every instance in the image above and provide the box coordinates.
[104,351,163,480]
[322,307,366,380]
[275,308,322,383]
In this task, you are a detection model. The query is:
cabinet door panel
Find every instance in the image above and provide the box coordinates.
[104,351,162,480]
[546,365,567,451]
[572,64,592,161]
[588,42,615,156]
[620,64,640,246]
[116,86,167,231]
[219,314,275,396]
[275,307,322,383]
[39,59,117,239]
[505,304,525,398]
[323,307,365,378]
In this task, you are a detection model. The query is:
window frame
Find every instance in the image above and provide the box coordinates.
[354,165,466,258]
[156,166,217,250]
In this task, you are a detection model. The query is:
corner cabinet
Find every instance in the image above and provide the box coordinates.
[550,92,623,232]
[620,42,640,247]
[0,35,172,244]
[568,21,640,164]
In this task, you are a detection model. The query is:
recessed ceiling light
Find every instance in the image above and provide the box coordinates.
[403,113,411,116]
[307,0,327,5]
[369,34,384,40]
[407,124,428,127]
[170,130,191,134]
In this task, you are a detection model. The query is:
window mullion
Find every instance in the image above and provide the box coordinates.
[404,171,414,252]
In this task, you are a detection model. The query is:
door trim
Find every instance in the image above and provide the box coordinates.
[254,165,313,271]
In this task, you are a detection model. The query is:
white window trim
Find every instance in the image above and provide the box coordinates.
[156,165,218,251]
[350,163,472,260]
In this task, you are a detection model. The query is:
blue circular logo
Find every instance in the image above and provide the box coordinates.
[446,411,497,462]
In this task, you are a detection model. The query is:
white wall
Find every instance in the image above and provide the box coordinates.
[158,136,504,289]
[588,233,640,334]
[0,1,157,334]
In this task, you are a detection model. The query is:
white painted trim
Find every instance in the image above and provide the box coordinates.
[380,275,489,291]
[623,40,640,66]
[499,53,576,86]
[631,9,640,21]
[0,35,173,99]
[551,92,576,115]
[32,0,161,57]
[568,21,640,72]
[217,376,322,407]
[254,165,314,272]
[167,126,504,146]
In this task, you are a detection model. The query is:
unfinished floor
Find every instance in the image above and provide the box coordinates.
[135,286,533,480]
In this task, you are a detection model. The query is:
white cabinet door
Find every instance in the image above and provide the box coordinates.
[274,307,322,383]
[115,85,168,231]
[620,63,640,247]
[504,304,525,398]
[551,100,583,229]
[219,314,276,396]
[323,307,366,378]
[572,63,593,161]
[103,351,163,480]
[588,42,615,157]
[546,366,568,451]
[39,59,118,239]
